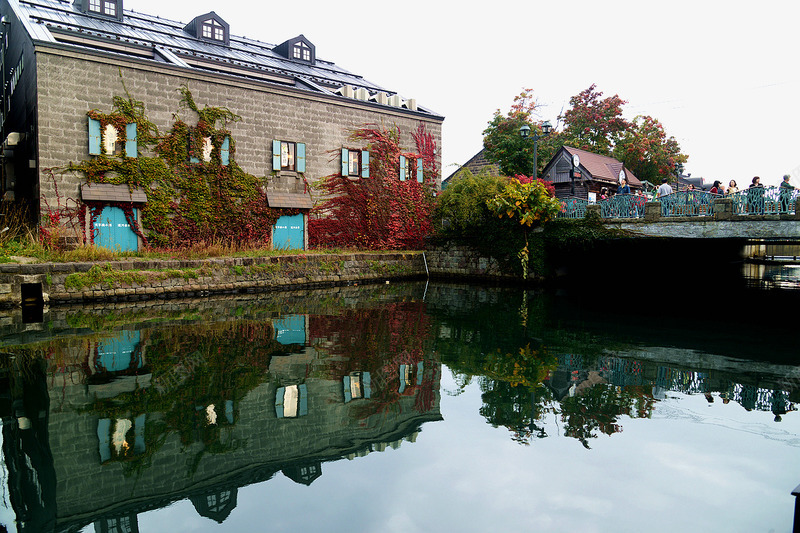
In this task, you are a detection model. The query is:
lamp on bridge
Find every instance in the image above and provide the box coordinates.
[520,120,553,179]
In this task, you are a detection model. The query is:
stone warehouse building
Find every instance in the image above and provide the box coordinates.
[0,0,443,250]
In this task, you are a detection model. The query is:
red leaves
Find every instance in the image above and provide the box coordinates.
[310,124,438,250]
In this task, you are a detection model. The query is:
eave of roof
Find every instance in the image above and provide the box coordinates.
[13,0,443,119]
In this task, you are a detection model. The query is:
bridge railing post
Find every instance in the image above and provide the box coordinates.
[792,484,800,533]
[714,197,733,221]
[644,201,661,222]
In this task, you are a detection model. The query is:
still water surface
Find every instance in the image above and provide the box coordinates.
[0,282,798,533]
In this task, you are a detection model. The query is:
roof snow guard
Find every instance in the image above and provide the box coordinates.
[12,0,441,119]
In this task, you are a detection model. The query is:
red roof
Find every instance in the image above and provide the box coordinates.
[562,146,641,187]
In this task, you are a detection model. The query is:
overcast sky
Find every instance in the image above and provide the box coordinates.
[128,0,800,187]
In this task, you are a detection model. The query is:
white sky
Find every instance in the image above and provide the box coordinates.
[128,0,800,187]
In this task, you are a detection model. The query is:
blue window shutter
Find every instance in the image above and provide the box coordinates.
[399,156,406,181]
[363,372,371,399]
[89,118,101,155]
[398,365,407,393]
[272,140,281,171]
[221,136,230,166]
[134,413,146,454]
[416,157,424,183]
[297,142,306,173]
[189,128,200,163]
[125,123,137,158]
[341,148,349,176]
[97,418,111,462]
[275,387,285,418]
[298,384,308,416]
[361,151,370,178]
[343,376,352,403]
[417,361,424,385]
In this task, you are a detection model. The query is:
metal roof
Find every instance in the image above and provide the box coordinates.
[13,0,441,118]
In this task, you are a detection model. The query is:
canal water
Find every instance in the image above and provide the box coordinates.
[0,281,798,533]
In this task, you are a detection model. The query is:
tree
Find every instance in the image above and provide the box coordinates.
[560,84,628,155]
[482,89,559,177]
[613,115,688,185]
[487,175,562,278]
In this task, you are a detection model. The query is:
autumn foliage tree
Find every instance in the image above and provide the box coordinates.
[613,115,688,184]
[560,84,629,156]
[309,123,437,249]
[487,175,562,278]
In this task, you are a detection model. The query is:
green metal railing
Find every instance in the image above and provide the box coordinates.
[730,186,798,215]
[599,194,647,219]
[558,197,588,219]
[659,191,718,217]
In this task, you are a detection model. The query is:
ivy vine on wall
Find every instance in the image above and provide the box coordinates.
[64,86,299,248]
[309,123,439,250]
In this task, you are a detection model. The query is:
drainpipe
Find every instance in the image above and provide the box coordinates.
[793,483,800,533]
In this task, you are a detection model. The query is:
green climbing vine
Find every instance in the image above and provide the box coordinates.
[64,85,299,248]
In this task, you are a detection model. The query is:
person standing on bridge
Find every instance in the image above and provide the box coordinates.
[618,178,631,195]
[727,179,739,195]
[747,176,765,214]
[657,177,673,198]
[779,174,795,212]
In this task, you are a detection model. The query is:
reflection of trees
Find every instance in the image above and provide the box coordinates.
[560,384,655,449]
[309,301,437,420]
[479,381,553,445]
[447,342,559,444]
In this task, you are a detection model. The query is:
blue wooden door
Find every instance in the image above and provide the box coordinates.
[96,330,141,373]
[274,315,306,345]
[95,206,139,252]
[273,214,304,250]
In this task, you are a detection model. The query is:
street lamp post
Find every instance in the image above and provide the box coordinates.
[519,120,553,179]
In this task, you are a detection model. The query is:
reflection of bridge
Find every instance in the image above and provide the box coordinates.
[551,353,796,416]
[560,191,800,239]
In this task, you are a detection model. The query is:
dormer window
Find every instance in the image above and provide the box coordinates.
[184,12,230,46]
[293,41,311,62]
[75,0,123,20]
[273,35,315,65]
[202,18,225,41]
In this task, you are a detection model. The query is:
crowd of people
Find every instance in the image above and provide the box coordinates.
[606,175,797,200]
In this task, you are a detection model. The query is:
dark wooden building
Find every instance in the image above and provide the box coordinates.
[541,146,641,201]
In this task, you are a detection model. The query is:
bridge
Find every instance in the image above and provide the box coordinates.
[560,188,800,239]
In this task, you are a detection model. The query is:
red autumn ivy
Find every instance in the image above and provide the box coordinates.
[309,123,438,250]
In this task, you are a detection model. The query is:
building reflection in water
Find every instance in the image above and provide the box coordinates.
[0,283,797,531]
[0,294,442,533]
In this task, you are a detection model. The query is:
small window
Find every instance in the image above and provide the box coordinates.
[342,149,369,178]
[348,151,360,176]
[293,41,311,61]
[281,141,296,171]
[202,19,225,41]
[88,118,136,158]
[86,0,120,17]
[272,140,306,173]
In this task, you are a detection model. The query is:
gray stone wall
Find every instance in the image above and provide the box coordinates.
[425,246,517,280]
[35,48,442,214]
[0,252,427,306]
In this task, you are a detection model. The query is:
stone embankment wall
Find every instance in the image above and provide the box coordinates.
[0,248,521,307]
[0,253,427,307]
[424,247,517,281]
